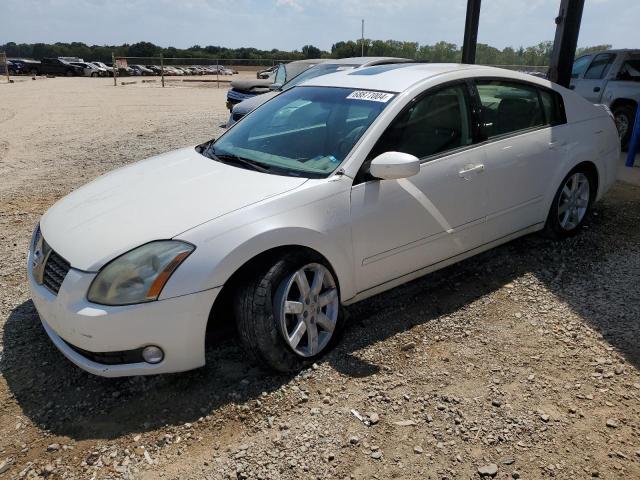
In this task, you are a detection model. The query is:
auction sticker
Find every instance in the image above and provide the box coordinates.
[346,90,394,103]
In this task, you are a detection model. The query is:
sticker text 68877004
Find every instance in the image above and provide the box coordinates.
[346,90,394,103]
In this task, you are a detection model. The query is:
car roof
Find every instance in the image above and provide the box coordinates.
[332,56,412,67]
[301,63,552,93]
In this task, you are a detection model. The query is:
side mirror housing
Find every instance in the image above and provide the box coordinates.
[269,83,283,91]
[369,152,420,180]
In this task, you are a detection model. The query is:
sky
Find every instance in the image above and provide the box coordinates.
[1,0,639,51]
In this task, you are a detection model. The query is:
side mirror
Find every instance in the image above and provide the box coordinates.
[269,83,283,91]
[369,152,420,180]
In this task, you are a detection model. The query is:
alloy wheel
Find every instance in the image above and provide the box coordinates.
[275,263,339,357]
[615,113,629,139]
[557,172,590,231]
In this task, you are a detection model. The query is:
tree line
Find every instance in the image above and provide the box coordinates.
[1,40,612,65]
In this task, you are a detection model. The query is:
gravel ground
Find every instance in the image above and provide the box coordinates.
[0,77,639,480]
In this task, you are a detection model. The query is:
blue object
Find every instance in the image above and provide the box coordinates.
[626,105,640,167]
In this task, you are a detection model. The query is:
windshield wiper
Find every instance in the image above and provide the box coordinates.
[212,152,271,173]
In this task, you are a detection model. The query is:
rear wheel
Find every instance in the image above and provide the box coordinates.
[544,168,594,239]
[613,104,636,150]
[235,254,342,372]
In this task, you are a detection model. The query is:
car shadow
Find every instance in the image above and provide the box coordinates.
[2,182,638,441]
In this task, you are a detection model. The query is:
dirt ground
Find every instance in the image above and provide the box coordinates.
[0,77,639,480]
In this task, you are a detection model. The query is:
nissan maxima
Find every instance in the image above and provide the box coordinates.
[28,63,619,377]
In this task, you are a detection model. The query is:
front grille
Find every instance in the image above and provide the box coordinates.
[43,250,71,294]
[64,340,145,365]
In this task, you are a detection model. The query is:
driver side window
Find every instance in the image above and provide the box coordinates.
[367,83,473,163]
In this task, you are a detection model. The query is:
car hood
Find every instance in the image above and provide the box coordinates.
[230,79,272,92]
[233,91,278,115]
[41,147,307,271]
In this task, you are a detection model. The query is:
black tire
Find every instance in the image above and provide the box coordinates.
[234,253,343,372]
[544,166,595,240]
[613,104,636,151]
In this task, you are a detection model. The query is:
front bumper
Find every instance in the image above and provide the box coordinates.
[28,252,220,377]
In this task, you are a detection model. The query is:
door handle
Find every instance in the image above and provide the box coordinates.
[458,164,485,177]
[593,86,601,92]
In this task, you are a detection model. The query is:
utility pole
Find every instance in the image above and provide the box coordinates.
[361,19,364,57]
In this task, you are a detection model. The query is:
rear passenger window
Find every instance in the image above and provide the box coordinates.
[476,81,544,138]
[367,84,473,161]
[539,89,566,126]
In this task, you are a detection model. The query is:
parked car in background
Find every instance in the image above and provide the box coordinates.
[257,65,277,80]
[226,57,412,127]
[145,65,162,75]
[28,63,619,377]
[71,62,105,77]
[571,49,640,148]
[9,58,41,75]
[90,62,111,76]
[130,65,155,76]
[37,58,84,76]
[5,60,18,75]
[226,59,325,111]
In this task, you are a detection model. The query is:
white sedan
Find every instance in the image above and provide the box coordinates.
[28,64,620,377]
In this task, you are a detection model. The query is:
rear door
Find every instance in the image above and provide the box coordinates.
[473,79,569,239]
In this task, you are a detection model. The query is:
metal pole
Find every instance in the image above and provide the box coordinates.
[112,52,117,86]
[361,19,364,57]
[548,0,585,87]
[160,53,165,88]
[216,59,219,88]
[461,0,481,64]
[626,107,640,167]
[3,52,9,83]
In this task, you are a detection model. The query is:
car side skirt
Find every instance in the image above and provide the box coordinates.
[343,222,545,305]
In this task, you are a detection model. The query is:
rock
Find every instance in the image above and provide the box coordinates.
[606,418,619,428]
[393,420,417,426]
[540,414,550,423]
[401,342,416,351]
[0,460,11,474]
[491,399,502,408]
[512,472,520,479]
[478,464,498,477]
[370,451,382,460]
[501,457,515,465]
[413,445,423,454]
[349,436,359,445]
[368,412,380,425]
[47,443,60,452]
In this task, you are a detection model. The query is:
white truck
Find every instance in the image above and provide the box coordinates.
[571,49,640,149]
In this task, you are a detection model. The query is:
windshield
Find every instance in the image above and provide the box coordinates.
[201,86,395,177]
[284,64,358,90]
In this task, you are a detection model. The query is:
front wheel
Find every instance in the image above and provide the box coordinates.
[235,255,342,372]
[544,168,594,239]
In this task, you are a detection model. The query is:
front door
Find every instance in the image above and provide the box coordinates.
[350,83,488,293]
[572,53,616,103]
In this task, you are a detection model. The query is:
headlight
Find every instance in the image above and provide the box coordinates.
[87,240,194,306]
